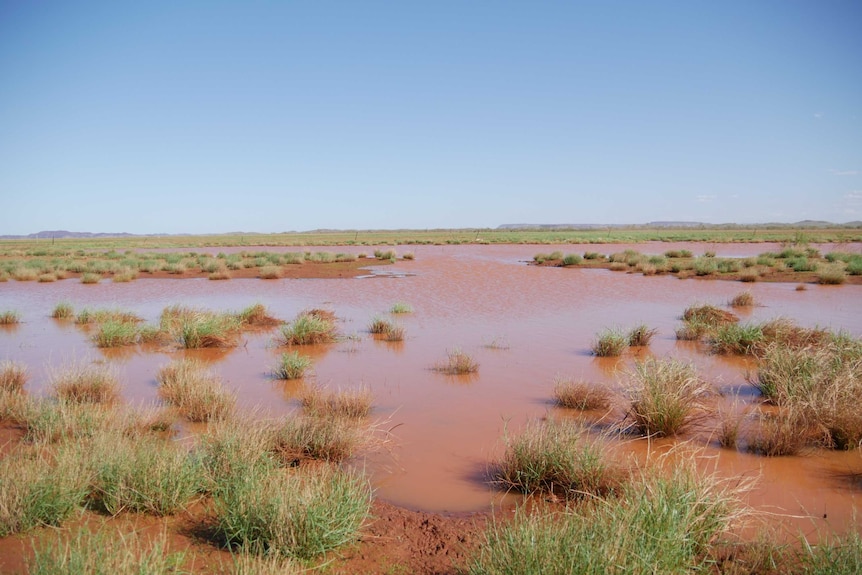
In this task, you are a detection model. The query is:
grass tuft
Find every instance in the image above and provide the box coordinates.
[729,290,756,307]
[591,328,627,357]
[156,359,235,422]
[492,420,622,499]
[627,324,658,346]
[0,360,28,392]
[624,358,710,436]
[272,352,312,380]
[389,301,413,314]
[432,348,479,374]
[300,385,373,419]
[49,361,119,404]
[278,310,339,345]
[51,302,74,319]
[0,310,21,325]
[552,377,612,410]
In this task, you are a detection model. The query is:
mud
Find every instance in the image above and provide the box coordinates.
[1,242,862,572]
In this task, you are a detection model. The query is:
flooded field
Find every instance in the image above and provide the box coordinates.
[2,242,861,540]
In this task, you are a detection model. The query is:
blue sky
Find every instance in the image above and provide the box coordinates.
[1,1,860,235]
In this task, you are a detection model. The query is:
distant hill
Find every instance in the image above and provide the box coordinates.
[497,221,862,230]
[0,230,137,240]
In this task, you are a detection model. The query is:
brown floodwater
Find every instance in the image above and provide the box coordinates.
[2,242,861,537]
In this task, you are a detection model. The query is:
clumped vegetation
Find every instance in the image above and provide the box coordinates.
[627,323,658,346]
[156,359,235,422]
[278,310,339,345]
[0,360,28,392]
[591,328,628,357]
[300,385,373,419]
[390,301,413,314]
[272,351,313,380]
[729,290,756,307]
[0,310,21,325]
[552,377,612,410]
[433,348,479,375]
[49,361,120,405]
[624,358,711,436]
[492,420,621,499]
[51,301,74,319]
[472,457,745,575]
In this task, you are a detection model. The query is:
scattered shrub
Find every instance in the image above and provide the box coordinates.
[432,348,479,374]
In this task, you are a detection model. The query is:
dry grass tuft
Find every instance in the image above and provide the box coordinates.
[0,360,28,392]
[433,348,479,375]
[553,377,612,410]
[729,291,756,307]
[49,361,119,405]
[300,385,373,419]
[156,359,235,422]
[683,304,738,326]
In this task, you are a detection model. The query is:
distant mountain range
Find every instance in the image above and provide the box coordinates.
[2,221,861,240]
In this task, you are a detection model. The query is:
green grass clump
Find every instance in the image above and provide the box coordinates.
[0,360,28,392]
[709,323,765,355]
[0,446,89,536]
[627,324,658,346]
[156,359,235,422]
[272,352,312,380]
[51,302,74,319]
[624,358,710,436]
[591,328,627,357]
[552,377,611,410]
[300,385,373,419]
[389,301,413,314]
[93,319,141,347]
[28,526,185,575]
[493,420,621,499]
[797,528,862,575]
[49,361,119,405]
[88,434,204,515]
[278,310,339,345]
[80,272,101,284]
[432,348,479,374]
[212,463,372,560]
[561,253,582,266]
[0,310,21,325]
[583,251,603,260]
[470,459,743,575]
[383,322,405,341]
[178,312,242,349]
[273,416,367,463]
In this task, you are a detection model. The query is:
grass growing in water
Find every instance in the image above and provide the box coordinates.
[272,352,312,380]
[278,310,339,345]
[492,420,621,499]
[627,324,658,346]
[368,316,392,335]
[93,319,141,347]
[0,310,21,325]
[156,359,235,422]
[300,385,373,419]
[49,361,119,405]
[433,348,479,374]
[591,328,627,357]
[471,457,745,575]
[729,291,756,307]
[552,377,611,410]
[624,358,710,436]
[51,302,74,319]
[390,302,413,314]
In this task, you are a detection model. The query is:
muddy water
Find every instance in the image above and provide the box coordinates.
[2,243,862,535]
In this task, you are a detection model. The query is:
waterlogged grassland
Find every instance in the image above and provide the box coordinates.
[535,246,862,285]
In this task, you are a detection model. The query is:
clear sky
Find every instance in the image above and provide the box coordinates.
[1,1,860,235]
